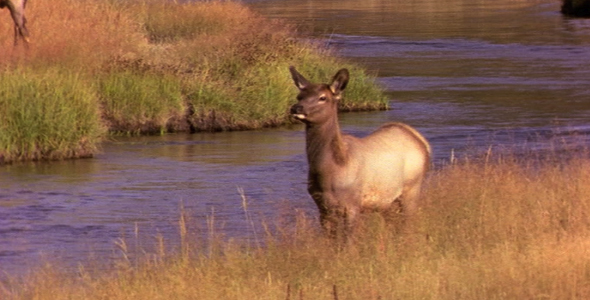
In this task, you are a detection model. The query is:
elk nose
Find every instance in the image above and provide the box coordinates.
[290,104,307,120]
[290,104,304,115]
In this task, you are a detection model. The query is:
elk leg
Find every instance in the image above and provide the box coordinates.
[7,4,29,45]
[343,207,359,238]
[319,211,342,238]
[17,15,29,44]
[319,207,359,243]
[398,183,423,236]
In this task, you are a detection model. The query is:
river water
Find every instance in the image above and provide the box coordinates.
[1,0,590,278]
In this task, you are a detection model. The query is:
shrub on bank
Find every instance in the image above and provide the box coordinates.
[0,0,387,162]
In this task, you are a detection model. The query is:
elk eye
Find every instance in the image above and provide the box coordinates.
[318,95,327,102]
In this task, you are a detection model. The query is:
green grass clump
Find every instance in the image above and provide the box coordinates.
[0,69,105,163]
[4,153,590,299]
[98,71,185,134]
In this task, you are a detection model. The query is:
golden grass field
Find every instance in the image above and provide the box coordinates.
[3,150,590,299]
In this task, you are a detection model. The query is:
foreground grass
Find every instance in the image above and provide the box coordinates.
[3,153,590,299]
[0,0,387,163]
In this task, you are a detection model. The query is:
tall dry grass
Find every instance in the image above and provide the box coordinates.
[3,152,590,299]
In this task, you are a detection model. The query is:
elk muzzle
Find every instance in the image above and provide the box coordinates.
[290,104,307,120]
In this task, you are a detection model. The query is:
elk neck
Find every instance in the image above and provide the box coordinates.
[304,113,349,168]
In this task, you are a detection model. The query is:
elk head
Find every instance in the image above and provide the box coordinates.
[289,66,349,125]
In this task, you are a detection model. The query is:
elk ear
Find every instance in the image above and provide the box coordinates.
[329,68,349,94]
[289,66,310,90]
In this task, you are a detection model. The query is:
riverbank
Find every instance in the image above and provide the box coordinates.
[3,152,590,299]
[0,0,387,164]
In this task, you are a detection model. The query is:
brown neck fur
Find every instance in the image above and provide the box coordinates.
[305,113,348,168]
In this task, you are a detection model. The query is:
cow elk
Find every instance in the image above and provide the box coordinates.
[289,66,430,240]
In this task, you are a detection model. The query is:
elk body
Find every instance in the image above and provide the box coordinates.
[0,0,29,46]
[289,66,430,238]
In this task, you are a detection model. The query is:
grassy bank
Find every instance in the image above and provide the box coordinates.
[3,152,590,299]
[0,70,104,163]
[0,0,387,163]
